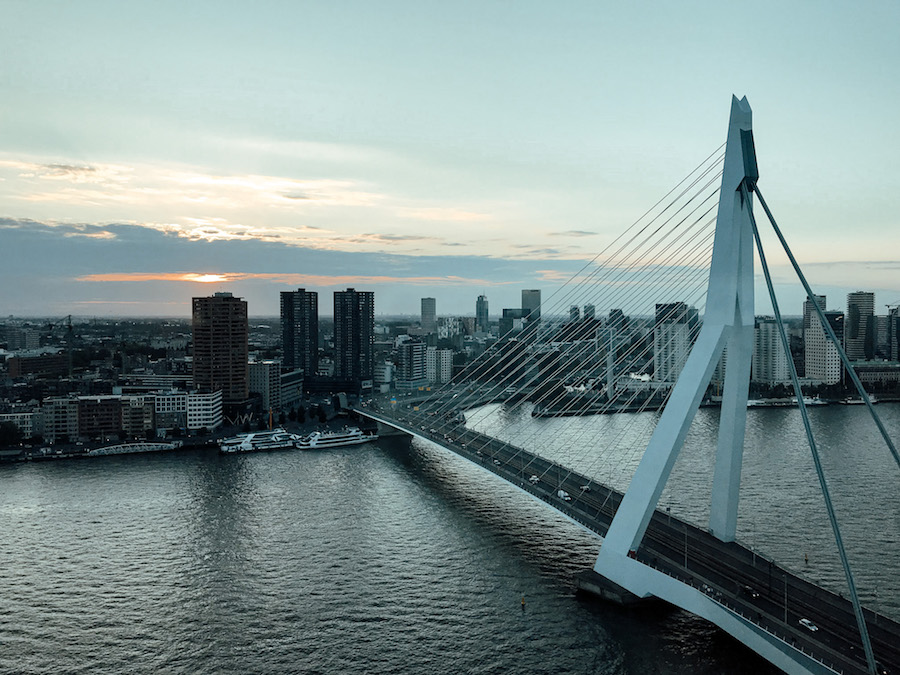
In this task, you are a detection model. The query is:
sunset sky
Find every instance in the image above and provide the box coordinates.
[2,1,899,317]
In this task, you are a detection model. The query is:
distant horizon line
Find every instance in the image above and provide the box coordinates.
[1,312,811,322]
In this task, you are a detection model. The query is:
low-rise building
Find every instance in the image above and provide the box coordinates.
[396,341,428,390]
[851,361,900,390]
[155,389,223,432]
[373,362,394,393]
[185,390,222,431]
[249,360,282,411]
[280,369,304,410]
[78,395,127,440]
[34,397,79,442]
[8,350,68,379]
[0,409,35,438]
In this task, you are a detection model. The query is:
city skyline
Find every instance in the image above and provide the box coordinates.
[2,2,899,317]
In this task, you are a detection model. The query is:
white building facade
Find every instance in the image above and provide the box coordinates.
[426,347,453,385]
[752,318,790,383]
[805,311,844,385]
[249,360,282,411]
[154,390,223,431]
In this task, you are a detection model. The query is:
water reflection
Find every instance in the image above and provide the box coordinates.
[468,401,900,617]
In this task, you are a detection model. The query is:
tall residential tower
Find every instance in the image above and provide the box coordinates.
[192,292,249,406]
[334,288,374,386]
[281,288,318,375]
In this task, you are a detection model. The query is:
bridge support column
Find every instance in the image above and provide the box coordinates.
[595,95,757,584]
[709,321,753,540]
[373,420,412,437]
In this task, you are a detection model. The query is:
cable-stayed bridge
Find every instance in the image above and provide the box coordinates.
[356,97,900,675]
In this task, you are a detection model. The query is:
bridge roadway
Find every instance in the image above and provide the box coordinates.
[358,405,900,675]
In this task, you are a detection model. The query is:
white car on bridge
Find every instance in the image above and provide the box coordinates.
[798,618,818,632]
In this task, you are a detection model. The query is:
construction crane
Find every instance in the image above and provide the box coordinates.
[44,315,75,378]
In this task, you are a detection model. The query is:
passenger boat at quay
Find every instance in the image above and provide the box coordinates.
[296,427,378,450]
[219,426,378,453]
[219,429,304,453]
[745,396,830,408]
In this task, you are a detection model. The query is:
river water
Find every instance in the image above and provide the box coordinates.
[2,404,898,674]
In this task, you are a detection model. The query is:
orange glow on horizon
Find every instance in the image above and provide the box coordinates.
[183,273,228,283]
[75,271,508,286]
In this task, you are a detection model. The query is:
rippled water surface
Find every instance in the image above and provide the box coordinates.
[3,404,898,674]
[470,402,900,617]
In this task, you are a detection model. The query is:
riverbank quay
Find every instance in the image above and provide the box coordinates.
[0,438,217,463]
[0,410,377,464]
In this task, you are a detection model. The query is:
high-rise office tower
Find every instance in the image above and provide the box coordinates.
[421,297,437,333]
[875,315,890,359]
[192,292,249,404]
[334,288,374,384]
[498,308,526,336]
[845,291,875,361]
[521,289,541,321]
[806,311,844,384]
[802,295,826,342]
[890,307,900,362]
[608,309,627,332]
[583,304,596,321]
[476,295,489,333]
[281,288,318,375]
[569,305,580,322]
[653,302,699,383]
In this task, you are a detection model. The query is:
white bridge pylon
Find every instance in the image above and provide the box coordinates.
[595,96,757,571]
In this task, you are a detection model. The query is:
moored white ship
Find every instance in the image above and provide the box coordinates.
[219,429,304,453]
[297,426,378,450]
[746,396,830,408]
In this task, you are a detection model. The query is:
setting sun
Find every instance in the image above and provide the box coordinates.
[184,273,228,283]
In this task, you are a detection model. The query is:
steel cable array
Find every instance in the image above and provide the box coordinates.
[392,147,726,502]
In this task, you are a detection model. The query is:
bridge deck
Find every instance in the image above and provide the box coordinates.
[358,405,900,675]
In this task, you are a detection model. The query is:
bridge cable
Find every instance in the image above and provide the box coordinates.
[500,246,715,480]
[464,214,716,431]
[753,186,900,473]
[457,228,714,449]
[744,181,879,675]
[434,170,721,420]
[471,204,717,427]
[412,147,724,411]
[408,175,720,495]
[439,230,715,499]
[445,173,721,424]
[391,148,725,525]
